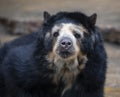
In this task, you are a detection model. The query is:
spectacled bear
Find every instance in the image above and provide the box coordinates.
[0,11,107,97]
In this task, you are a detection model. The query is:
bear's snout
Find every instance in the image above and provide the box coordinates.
[59,37,73,51]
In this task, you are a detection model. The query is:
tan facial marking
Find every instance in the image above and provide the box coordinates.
[52,23,87,37]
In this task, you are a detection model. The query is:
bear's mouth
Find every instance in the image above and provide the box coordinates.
[58,50,74,59]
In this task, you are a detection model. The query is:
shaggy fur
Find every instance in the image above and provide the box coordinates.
[0,11,107,97]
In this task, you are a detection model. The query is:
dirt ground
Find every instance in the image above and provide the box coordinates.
[0,0,120,97]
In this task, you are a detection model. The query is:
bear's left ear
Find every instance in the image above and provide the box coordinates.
[89,13,97,26]
[43,11,51,21]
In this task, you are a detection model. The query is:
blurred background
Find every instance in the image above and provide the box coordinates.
[0,0,120,97]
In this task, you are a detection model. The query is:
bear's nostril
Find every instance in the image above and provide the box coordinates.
[68,42,71,45]
[61,42,66,45]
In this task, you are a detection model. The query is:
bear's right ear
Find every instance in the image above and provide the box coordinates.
[43,11,51,21]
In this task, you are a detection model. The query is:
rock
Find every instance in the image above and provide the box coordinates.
[100,26,120,45]
[0,16,42,35]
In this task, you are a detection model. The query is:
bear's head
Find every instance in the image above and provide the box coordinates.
[43,11,97,62]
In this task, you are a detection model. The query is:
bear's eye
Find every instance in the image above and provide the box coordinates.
[74,33,81,38]
[53,32,59,37]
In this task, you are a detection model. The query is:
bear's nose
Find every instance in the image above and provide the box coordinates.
[60,37,72,50]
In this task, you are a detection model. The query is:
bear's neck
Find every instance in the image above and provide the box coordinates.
[48,56,86,95]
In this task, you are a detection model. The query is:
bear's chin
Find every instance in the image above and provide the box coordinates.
[59,52,73,58]
[56,51,76,61]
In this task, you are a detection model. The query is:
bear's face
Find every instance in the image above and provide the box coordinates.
[50,21,87,60]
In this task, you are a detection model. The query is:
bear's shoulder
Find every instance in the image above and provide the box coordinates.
[3,41,37,65]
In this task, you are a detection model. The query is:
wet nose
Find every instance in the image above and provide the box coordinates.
[60,37,72,49]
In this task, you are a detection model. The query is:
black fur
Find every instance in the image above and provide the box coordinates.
[0,11,107,97]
